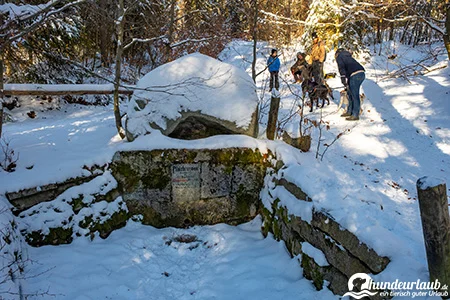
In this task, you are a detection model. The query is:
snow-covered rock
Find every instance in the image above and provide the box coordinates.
[125,53,259,141]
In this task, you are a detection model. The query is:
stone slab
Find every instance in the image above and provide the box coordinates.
[311,210,390,274]
[200,163,232,199]
[288,214,371,278]
[7,174,98,213]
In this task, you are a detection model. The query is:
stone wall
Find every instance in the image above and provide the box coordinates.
[10,146,391,298]
[261,172,390,297]
[111,148,271,228]
[7,165,106,214]
[17,173,127,247]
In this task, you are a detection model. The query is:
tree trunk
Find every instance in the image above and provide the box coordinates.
[376,19,382,44]
[251,0,258,83]
[286,0,292,44]
[444,35,450,60]
[445,2,450,60]
[413,23,423,47]
[266,96,280,140]
[166,0,177,62]
[0,59,4,139]
[400,21,410,44]
[388,23,394,41]
[99,0,111,67]
[0,0,4,139]
[113,0,126,139]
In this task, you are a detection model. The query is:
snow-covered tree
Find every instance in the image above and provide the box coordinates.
[301,0,366,52]
[301,0,342,50]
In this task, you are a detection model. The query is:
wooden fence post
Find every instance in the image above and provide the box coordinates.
[266,95,280,140]
[417,176,450,296]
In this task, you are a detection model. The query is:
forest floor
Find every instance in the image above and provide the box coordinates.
[0,40,449,299]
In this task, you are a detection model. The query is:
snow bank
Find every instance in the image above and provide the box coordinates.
[126,53,258,139]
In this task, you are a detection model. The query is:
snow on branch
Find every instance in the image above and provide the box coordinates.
[124,35,217,52]
[0,0,86,43]
[123,35,167,51]
[172,9,206,23]
[170,37,217,49]
[0,0,61,22]
[343,1,445,35]
[259,10,306,25]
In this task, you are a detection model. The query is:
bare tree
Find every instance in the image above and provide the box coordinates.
[113,0,127,139]
[0,0,5,139]
[251,0,258,82]
[0,49,3,141]
[445,2,450,59]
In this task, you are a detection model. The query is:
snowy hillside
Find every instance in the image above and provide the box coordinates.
[0,40,448,299]
[221,40,450,294]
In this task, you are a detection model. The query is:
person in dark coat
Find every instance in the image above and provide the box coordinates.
[267,48,281,91]
[335,48,365,121]
[290,52,308,83]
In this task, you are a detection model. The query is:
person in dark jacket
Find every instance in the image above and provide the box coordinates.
[290,52,308,83]
[267,48,281,91]
[335,48,365,121]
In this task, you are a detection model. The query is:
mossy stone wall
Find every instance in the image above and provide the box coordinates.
[111,148,271,228]
[262,175,390,297]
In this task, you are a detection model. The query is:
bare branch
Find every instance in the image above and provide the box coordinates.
[123,35,166,51]
[170,36,217,49]
[259,10,306,25]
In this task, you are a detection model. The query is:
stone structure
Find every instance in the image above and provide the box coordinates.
[126,110,259,141]
[9,146,392,298]
[125,53,260,141]
[262,170,390,296]
[6,173,101,213]
[111,148,270,227]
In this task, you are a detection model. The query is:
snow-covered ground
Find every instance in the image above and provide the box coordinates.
[0,40,449,299]
[24,217,333,300]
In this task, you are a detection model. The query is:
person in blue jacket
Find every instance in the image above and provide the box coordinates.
[335,48,365,121]
[267,48,281,91]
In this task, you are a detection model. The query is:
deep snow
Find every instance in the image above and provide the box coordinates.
[0,40,449,299]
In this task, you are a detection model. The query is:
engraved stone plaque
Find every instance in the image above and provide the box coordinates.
[200,163,232,199]
[172,164,200,202]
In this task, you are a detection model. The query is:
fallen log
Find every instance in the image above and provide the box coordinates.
[3,84,135,96]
